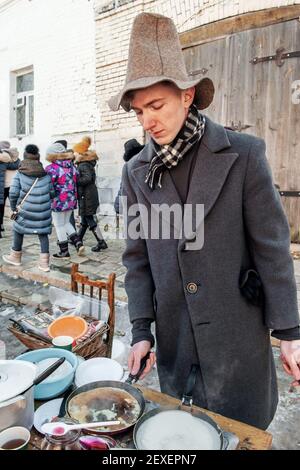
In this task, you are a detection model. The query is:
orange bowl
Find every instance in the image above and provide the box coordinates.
[48,316,88,340]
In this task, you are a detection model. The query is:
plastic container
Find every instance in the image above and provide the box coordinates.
[48,316,88,340]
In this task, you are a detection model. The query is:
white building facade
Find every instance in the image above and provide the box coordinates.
[0,0,99,160]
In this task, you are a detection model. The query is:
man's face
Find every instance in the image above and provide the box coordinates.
[130,83,195,145]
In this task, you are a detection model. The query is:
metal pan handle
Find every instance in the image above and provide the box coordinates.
[125,351,151,384]
[21,357,66,395]
[33,357,66,386]
[181,363,199,407]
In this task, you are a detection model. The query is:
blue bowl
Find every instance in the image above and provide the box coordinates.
[16,348,78,400]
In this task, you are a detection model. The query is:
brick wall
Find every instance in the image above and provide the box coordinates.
[94,0,300,183]
[0,0,99,159]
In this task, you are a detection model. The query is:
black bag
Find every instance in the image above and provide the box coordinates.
[239,269,264,307]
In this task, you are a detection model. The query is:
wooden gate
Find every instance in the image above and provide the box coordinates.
[182,7,300,241]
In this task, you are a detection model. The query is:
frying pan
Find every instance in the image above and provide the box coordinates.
[133,365,232,450]
[133,406,230,450]
[64,352,151,435]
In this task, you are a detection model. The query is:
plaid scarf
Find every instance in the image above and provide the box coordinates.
[145,105,206,190]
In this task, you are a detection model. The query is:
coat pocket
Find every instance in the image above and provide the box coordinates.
[239,268,264,307]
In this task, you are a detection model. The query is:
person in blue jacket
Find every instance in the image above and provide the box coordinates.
[3,144,54,272]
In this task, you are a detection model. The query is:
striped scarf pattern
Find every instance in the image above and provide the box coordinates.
[145,105,206,190]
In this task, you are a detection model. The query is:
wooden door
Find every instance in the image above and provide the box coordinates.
[184,18,300,241]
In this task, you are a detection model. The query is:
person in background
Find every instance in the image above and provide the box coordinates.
[53,139,76,231]
[114,139,144,215]
[2,145,53,272]
[74,136,108,252]
[45,142,83,258]
[0,141,20,237]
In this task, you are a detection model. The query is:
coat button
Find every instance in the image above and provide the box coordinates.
[187,282,198,294]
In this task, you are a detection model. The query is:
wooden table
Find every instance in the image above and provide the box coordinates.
[29,386,272,451]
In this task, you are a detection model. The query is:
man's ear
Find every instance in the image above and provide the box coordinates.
[182,87,195,108]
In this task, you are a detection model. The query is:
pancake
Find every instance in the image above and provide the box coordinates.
[68,387,141,432]
[136,410,221,450]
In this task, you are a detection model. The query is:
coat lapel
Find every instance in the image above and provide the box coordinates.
[182,144,238,247]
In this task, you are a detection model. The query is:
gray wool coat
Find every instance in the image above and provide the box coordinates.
[9,173,53,235]
[122,116,299,430]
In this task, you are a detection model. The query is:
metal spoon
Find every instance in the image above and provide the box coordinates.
[41,420,120,436]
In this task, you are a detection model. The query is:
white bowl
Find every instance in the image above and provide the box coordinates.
[74,358,124,387]
[34,398,63,434]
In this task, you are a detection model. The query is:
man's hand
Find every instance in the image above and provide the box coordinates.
[280,340,300,387]
[128,340,156,380]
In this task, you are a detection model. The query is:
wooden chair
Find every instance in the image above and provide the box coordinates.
[71,263,116,358]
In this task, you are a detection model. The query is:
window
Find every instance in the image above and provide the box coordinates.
[13,69,34,136]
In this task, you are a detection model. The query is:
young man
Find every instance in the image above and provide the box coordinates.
[109,13,300,429]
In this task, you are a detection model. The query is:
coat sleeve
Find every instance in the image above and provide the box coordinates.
[243,138,299,330]
[122,163,156,324]
[6,159,20,171]
[9,173,21,211]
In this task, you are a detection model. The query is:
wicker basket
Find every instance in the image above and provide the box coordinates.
[8,315,110,359]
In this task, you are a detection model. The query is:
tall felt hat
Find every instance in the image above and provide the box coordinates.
[108,12,214,112]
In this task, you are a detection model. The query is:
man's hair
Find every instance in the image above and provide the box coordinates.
[126,81,182,108]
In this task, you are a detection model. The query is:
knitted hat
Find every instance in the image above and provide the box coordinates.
[24,144,40,160]
[73,136,92,154]
[108,13,214,112]
[0,141,10,150]
[46,142,66,155]
[123,139,144,162]
[54,139,68,149]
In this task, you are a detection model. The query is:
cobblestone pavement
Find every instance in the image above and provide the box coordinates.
[0,216,300,449]
[0,215,127,301]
